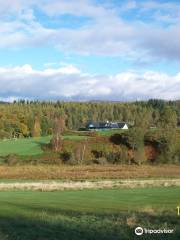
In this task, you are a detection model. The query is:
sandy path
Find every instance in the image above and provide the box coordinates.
[0,179,180,191]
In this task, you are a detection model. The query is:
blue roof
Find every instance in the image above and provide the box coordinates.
[86,121,127,129]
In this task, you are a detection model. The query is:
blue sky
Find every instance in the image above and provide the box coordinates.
[0,0,179,101]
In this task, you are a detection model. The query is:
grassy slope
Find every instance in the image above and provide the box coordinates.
[0,135,86,156]
[0,187,179,240]
[0,187,179,212]
[0,136,51,156]
[97,129,126,136]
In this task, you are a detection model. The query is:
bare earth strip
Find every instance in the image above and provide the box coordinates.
[0,164,180,180]
[0,179,180,191]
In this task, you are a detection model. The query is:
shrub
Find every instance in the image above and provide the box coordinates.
[93,157,107,165]
[60,151,72,163]
[91,150,103,158]
[4,154,19,165]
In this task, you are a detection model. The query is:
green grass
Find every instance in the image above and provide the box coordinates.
[0,187,179,240]
[0,136,51,156]
[63,135,87,141]
[0,135,87,156]
[97,129,127,136]
[0,187,179,212]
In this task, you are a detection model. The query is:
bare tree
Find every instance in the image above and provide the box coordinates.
[51,116,65,151]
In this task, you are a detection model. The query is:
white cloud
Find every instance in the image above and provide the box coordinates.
[40,0,109,18]
[43,65,81,75]
[0,0,180,60]
[0,0,179,61]
[0,64,179,101]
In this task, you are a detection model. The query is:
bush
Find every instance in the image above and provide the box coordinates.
[93,157,107,165]
[60,151,72,163]
[91,150,103,158]
[4,154,19,165]
[105,152,121,164]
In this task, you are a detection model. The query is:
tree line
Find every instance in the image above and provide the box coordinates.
[0,99,179,139]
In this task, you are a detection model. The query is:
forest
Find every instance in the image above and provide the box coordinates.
[0,99,179,165]
[0,99,179,138]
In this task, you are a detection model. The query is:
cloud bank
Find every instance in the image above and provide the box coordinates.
[0,65,179,101]
[0,0,179,101]
[0,0,180,61]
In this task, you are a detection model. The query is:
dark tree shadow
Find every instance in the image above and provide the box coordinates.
[0,215,129,240]
[0,202,179,240]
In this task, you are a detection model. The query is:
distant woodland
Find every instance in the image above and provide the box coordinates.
[0,99,179,138]
[0,99,179,165]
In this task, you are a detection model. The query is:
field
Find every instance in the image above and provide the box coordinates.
[94,129,126,136]
[0,133,179,240]
[0,164,180,180]
[0,187,179,240]
[0,135,86,156]
[0,136,51,156]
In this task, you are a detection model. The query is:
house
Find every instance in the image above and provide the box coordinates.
[86,121,128,130]
[117,122,128,130]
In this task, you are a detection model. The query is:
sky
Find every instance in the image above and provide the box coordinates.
[0,0,180,101]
